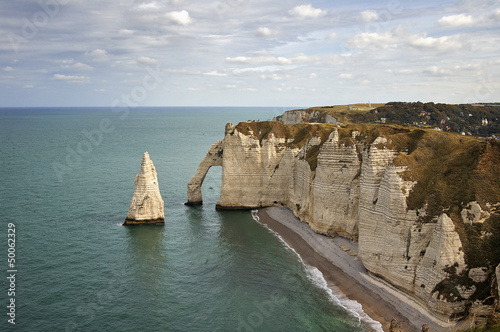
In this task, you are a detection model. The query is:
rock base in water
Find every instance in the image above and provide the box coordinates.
[123,218,165,226]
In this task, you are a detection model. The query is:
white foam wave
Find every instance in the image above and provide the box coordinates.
[305,266,383,332]
[250,209,260,222]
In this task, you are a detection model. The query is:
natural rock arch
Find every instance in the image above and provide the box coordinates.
[185,141,224,205]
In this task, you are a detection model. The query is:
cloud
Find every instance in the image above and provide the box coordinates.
[289,4,327,19]
[256,27,278,37]
[119,29,135,35]
[135,2,162,11]
[52,74,89,83]
[348,31,398,50]
[136,56,158,65]
[348,26,463,51]
[86,49,109,62]
[422,64,483,77]
[260,73,282,80]
[226,55,290,65]
[164,68,202,75]
[3,66,14,72]
[226,53,320,66]
[309,73,317,79]
[164,10,192,26]
[338,73,352,79]
[494,8,500,20]
[326,32,338,40]
[203,71,227,76]
[438,13,476,27]
[409,34,462,51]
[361,10,379,22]
[61,62,93,71]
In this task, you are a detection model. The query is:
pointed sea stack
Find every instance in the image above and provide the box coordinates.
[123,152,165,226]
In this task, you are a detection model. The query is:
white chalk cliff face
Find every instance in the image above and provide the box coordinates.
[124,152,164,225]
[273,109,338,125]
[187,120,499,318]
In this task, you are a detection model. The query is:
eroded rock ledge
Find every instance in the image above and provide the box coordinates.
[187,117,500,321]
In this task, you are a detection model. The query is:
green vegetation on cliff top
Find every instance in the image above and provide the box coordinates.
[302,102,500,137]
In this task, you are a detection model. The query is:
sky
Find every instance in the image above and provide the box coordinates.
[0,0,499,107]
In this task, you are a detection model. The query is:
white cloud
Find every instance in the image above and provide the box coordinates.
[361,10,379,22]
[226,55,290,65]
[348,31,397,50]
[119,29,135,35]
[348,26,463,52]
[164,68,202,75]
[136,56,158,65]
[261,73,282,80]
[309,73,317,79]
[61,62,93,71]
[3,66,14,72]
[86,49,109,62]
[338,73,352,79]
[438,13,476,27]
[409,34,462,51]
[256,27,278,37]
[422,64,483,77]
[135,2,162,11]
[398,69,414,74]
[226,53,320,66]
[326,32,338,40]
[23,85,33,88]
[165,10,192,26]
[422,66,452,76]
[289,4,327,19]
[52,74,89,83]
[493,8,500,20]
[203,71,227,76]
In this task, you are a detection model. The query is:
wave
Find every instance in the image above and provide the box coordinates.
[250,209,383,332]
[305,266,383,332]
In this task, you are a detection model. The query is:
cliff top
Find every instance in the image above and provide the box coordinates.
[288,102,500,138]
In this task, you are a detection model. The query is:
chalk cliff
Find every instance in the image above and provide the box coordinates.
[187,116,500,320]
[124,152,164,225]
[273,108,338,125]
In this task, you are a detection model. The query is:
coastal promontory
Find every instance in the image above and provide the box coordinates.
[187,104,500,330]
[124,152,164,226]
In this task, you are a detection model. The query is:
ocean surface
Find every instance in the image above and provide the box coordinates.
[0,107,379,331]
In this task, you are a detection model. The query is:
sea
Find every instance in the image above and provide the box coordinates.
[0,107,381,331]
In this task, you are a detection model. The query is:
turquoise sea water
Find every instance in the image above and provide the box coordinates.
[0,107,377,331]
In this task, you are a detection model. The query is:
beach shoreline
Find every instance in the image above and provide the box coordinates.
[255,207,453,332]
